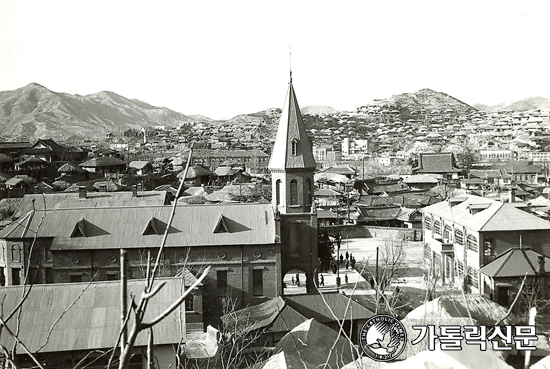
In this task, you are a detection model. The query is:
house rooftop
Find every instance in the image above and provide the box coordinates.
[480,247,550,278]
[421,194,550,232]
[0,277,194,353]
[1,203,276,249]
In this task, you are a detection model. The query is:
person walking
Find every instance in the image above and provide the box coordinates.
[296,273,300,286]
[320,274,324,286]
[291,276,295,285]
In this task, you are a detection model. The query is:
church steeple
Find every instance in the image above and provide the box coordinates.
[268,78,316,171]
[269,77,316,214]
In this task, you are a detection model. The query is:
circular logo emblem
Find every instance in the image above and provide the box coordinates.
[359,314,407,362]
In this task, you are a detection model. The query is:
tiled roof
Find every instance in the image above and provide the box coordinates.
[79,157,127,167]
[413,153,461,173]
[0,203,276,249]
[0,277,192,353]
[13,191,170,218]
[421,195,550,232]
[480,248,550,278]
[402,174,439,184]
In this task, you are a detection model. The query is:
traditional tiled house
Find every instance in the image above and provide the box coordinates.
[421,195,550,294]
[412,152,461,179]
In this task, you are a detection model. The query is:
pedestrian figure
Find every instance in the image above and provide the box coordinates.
[345,274,349,284]
[369,276,375,290]
[351,257,356,269]
[346,260,349,269]
[292,276,295,285]
[296,273,300,286]
[340,254,344,265]
[346,251,349,261]
[320,274,324,286]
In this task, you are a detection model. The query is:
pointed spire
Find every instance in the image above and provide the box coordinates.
[268,78,316,170]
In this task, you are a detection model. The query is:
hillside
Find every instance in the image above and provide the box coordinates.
[366,88,477,115]
[475,96,550,113]
[0,83,198,140]
[302,105,342,116]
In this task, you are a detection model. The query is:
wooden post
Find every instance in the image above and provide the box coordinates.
[120,248,127,352]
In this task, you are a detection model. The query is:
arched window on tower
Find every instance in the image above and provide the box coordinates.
[290,180,298,206]
[291,139,298,156]
[275,179,281,205]
[305,179,312,206]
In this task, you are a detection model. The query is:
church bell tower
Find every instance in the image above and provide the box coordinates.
[269,74,318,292]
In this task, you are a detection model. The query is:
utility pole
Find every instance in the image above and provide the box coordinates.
[120,248,127,352]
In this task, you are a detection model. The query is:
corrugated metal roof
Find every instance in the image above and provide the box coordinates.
[283,292,373,323]
[421,194,550,232]
[222,297,308,335]
[0,277,192,353]
[414,153,461,173]
[0,203,276,249]
[13,191,170,218]
[480,248,550,278]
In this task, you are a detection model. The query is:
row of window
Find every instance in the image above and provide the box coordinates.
[425,217,478,252]
[0,244,53,263]
[456,260,479,289]
[275,179,312,206]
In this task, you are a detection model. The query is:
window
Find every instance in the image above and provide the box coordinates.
[11,244,22,263]
[253,269,264,296]
[455,229,464,245]
[291,139,298,156]
[70,274,82,283]
[11,268,20,285]
[185,296,194,312]
[0,245,4,261]
[44,243,53,262]
[467,267,479,288]
[424,243,431,260]
[107,272,118,281]
[290,180,298,206]
[433,220,441,235]
[484,239,494,257]
[275,179,281,205]
[217,270,228,295]
[443,225,452,242]
[0,267,4,286]
[467,235,478,252]
[424,217,431,230]
[457,260,464,277]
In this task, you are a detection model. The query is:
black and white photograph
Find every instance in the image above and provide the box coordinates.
[1,1,550,368]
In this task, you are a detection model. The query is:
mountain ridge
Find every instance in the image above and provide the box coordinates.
[0,83,199,140]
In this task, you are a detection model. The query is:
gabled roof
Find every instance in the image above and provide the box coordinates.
[0,277,193,353]
[268,78,316,171]
[128,160,152,170]
[283,292,373,323]
[480,248,550,278]
[0,203,275,249]
[221,296,307,335]
[421,194,550,232]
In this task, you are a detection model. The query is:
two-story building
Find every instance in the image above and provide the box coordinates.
[422,195,550,294]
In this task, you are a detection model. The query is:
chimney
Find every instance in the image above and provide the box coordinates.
[509,187,516,203]
[137,182,143,192]
[539,255,545,274]
[132,185,138,197]
[79,186,87,199]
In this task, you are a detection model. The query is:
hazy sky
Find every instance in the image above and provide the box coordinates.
[1,1,549,119]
